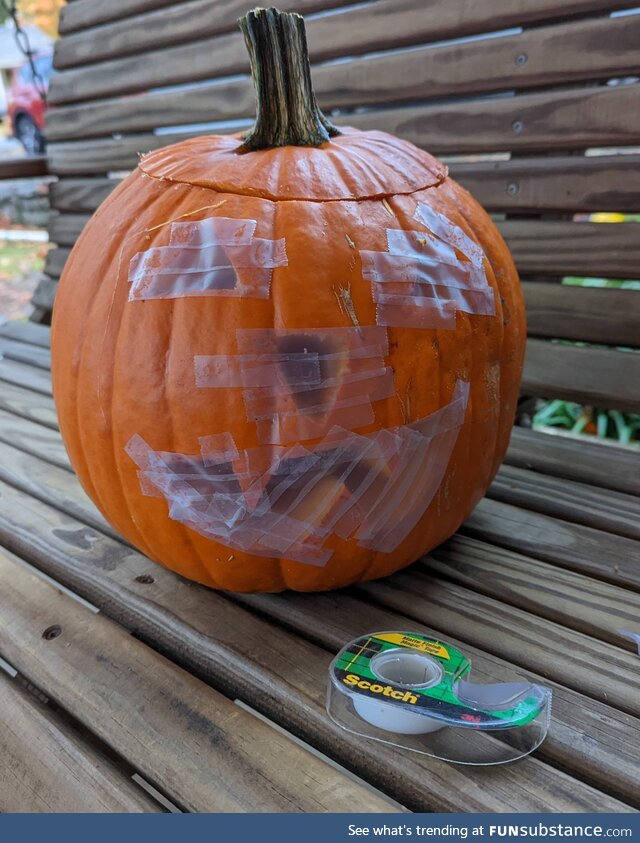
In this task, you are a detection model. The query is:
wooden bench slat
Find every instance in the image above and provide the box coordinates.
[48,212,89,246]
[506,427,640,496]
[54,0,640,68]
[0,546,397,814]
[0,672,161,813]
[0,321,52,349]
[357,571,640,717]
[44,248,69,279]
[0,408,72,472]
[501,220,640,279]
[46,83,640,176]
[0,380,57,430]
[0,438,115,540]
[0,157,49,179]
[0,357,53,396]
[234,588,640,810]
[0,476,634,812]
[50,178,119,212]
[49,153,640,217]
[31,277,60,312]
[466,498,640,590]
[523,339,640,414]
[0,337,52,371]
[452,154,640,214]
[57,0,363,43]
[48,13,640,143]
[490,464,640,541]
[427,534,640,651]
[523,282,640,349]
[48,14,640,134]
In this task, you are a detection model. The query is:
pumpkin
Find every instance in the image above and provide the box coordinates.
[51,8,525,593]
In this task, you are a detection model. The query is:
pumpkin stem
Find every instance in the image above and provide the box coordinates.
[238,7,340,151]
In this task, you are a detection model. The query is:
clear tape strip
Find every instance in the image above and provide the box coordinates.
[361,250,486,291]
[194,353,322,389]
[376,295,457,330]
[236,326,389,358]
[255,396,376,445]
[128,216,286,302]
[414,203,485,268]
[125,380,468,565]
[372,283,495,316]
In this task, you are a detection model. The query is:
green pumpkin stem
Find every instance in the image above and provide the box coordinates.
[238,7,340,151]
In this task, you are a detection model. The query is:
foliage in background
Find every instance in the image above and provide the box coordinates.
[533,400,640,446]
[0,0,65,36]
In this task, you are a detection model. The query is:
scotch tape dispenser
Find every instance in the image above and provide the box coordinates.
[327,631,552,765]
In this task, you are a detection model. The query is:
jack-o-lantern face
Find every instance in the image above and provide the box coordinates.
[51,9,525,592]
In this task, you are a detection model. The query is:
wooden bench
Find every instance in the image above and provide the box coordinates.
[1,0,639,813]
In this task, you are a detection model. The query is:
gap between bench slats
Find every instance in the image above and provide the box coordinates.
[0,484,636,811]
[0,546,397,814]
[0,671,161,813]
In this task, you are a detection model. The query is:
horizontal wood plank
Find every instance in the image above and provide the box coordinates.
[58,0,192,34]
[0,157,48,179]
[426,534,640,651]
[48,14,640,137]
[523,338,640,413]
[234,588,640,809]
[0,408,71,472]
[0,336,51,370]
[452,154,640,213]
[465,498,640,590]
[47,15,640,141]
[505,427,640,496]
[0,357,53,396]
[0,379,57,429]
[46,83,640,175]
[54,0,640,68]
[0,476,634,811]
[491,464,640,540]
[357,571,640,717]
[0,546,397,814]
[0,672,160,812]
[44,248,70,278]
[523,282,640,348]
[55,0,367,64]
[31,277,59,311]
[50,178,119,212]
[49,212,88,246]
[0,321,52,348]
[501,220,640,278]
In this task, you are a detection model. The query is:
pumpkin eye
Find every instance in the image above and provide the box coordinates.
[276,333,345,409]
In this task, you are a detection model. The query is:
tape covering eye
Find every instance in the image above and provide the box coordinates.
[125,380,469,565]
[361,203,495,329]
[128,216,287,301]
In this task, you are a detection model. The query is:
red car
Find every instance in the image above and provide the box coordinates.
[7,52,52,155]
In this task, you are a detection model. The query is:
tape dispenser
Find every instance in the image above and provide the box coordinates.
[327,631,551,765]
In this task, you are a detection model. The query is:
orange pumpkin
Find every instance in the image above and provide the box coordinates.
[51,8,525,593]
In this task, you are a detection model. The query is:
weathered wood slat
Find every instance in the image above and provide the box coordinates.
[58,0,191,34]
[0,546,396,814]
[0,477,634,811]
[0,408,71,472]
[426,534,640,651]
[0,380,57,430]
[55,0,367,64]
[452,154,640,214]
[489,464,640,541]
[48,154,640,218]
[523,338,640,414]
[0,336,51,370]
[0,438,115,540]
[501,220,640,278]
[356,572,640,717]
[523,283,640,349]
[0,357,53,396]
[49,212,89,246]
[466,498,640,590]
[0,321,52,348]
[31,277,60,311]
[54,0,640,68]
[50,178,119,212]
[47,14,640,141]
[48,13,640,134]
[0,672,161,813]
[44,248,70,278]
[0,157,49,179]
[233,588,640,810]
[46,83,640,175]
[505,427,640,497]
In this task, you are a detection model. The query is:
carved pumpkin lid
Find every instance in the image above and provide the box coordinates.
[139,127,448,202]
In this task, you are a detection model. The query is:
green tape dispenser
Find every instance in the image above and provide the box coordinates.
[327,631,551,765]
